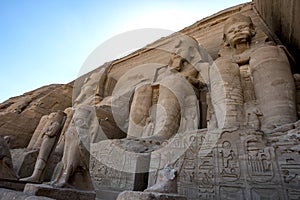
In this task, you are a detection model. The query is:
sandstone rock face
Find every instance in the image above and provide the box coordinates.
[0,83,72,148]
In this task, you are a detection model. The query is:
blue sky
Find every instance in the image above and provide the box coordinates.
[0,0,249,102]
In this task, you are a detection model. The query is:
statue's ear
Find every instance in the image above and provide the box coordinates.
[189,46,195,59]
[174,39,182,49]
[250,23,256,37]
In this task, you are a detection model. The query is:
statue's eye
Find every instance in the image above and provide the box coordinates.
[228,28,234,33]
[238,25,247,29]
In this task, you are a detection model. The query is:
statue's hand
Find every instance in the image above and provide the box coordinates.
[187,76,207,90]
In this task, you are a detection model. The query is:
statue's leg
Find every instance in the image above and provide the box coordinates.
[127,84,153,138]
[210,58,243,129]
[21,136,56,182]
[52,126,79,187]
[250,45,297,130]
[154,85,181,139]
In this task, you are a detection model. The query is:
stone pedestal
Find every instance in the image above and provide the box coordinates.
[0,178,27,191]
[116,191,187,200]
[11,148,61,181]
[90,140,151,191]
[24,183,96,200]
[0,188,54,200]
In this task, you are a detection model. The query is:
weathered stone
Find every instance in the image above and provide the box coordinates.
[144,165,178,194]
[116,191,187,200]
[0,178,27,191]
[254,0,300,69]
[24,183,95,200]
[0,188,54,200]
[0,84,72,148]
[0,136,17,179]
[50,105,96,190]
[21,111,66,183]
[11,149,62,182]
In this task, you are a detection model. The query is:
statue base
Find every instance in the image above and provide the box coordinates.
[24,183,96,200]
[116,191,187,200]
[0,188,53,200]
[0,178,26,191]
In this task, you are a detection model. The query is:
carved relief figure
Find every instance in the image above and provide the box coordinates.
[144,165,178,194]
[218,140,240,181]
[245,136,275,182]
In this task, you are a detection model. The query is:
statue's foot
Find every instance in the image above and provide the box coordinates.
[20,176,41,183]
[50,180,73,188]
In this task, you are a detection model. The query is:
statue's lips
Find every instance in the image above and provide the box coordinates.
[232,32,249,41]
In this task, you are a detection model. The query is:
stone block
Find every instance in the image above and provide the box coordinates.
[116,191,187,200]
[24,183,96,200]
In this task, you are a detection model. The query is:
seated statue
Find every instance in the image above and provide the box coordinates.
[209,13,297,132]
[113,35,211,153]
[50,35,211,191]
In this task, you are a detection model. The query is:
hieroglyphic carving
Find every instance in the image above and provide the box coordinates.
[198,149,215,199]
[245,136,275,183]
[276,141,300,199]
[217,140,240,182]
[219,186,244,200]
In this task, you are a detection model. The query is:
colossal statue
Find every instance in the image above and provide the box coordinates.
[126,35,210,144]
[50,105,98,190]
[209,13,297,132]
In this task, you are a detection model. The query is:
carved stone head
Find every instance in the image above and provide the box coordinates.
[48,110,65,123]
[73,105,93,129]
[169,35,212,72]
[223,13,256,48]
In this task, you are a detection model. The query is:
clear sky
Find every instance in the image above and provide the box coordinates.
[0,0,249,103]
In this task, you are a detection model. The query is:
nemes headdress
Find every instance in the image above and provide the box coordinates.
[224,13,253,32]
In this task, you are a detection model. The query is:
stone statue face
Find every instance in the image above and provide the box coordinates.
[169,53,186,72]
[223,14,255,49]
[73,108,91,129]
[169,36,203,71]
[224,21,252,48]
